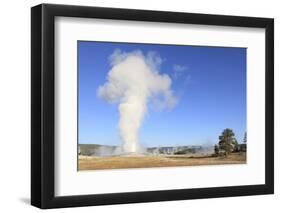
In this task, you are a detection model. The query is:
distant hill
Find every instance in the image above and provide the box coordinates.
[78,143,246,156]
[78,144,118,156]
[78,144,213,156]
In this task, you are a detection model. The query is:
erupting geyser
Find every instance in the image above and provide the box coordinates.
[97,50,177,154]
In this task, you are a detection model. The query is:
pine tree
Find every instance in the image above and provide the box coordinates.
[243,132,247,143]
[214,144,219,155]
[218,128,237,155]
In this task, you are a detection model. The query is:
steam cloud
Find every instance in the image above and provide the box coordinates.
[97,50,177,154]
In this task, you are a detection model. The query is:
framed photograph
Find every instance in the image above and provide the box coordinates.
[31,4,274,209]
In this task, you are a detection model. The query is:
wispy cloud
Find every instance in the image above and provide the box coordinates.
[173,64,188,79]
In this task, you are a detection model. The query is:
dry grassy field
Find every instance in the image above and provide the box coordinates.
[78,152,246,171]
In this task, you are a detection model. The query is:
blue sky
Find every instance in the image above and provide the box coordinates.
[78,41,246,146]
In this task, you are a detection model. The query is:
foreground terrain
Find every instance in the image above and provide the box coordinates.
[78,152,246,170]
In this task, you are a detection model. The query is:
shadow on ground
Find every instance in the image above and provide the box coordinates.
[19,197,30,205]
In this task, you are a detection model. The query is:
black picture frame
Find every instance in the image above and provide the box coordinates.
[31,3,274,209]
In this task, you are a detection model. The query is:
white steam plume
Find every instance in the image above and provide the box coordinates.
[97,49,177,153]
